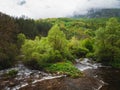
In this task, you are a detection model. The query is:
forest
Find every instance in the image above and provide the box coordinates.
[0,12,120,75]
[0,11,120,89]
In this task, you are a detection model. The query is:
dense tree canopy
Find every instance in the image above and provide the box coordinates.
[95,18,120,67]
[0,11,120,70]
[0,12,18,69]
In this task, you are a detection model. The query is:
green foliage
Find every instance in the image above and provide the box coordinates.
[95,18,120,66]
[16,18,38,38]
[21,37,48,68]
[0,12,18,70]
[68,37,89,58]
[7,70,18,77]
[35,20,53,36]
[45,62,83,78]
[46,50,63,63]
[1,10,120,72]
[81,38,94,52]
[85,29,95,37]
[2,69,18,79]
[17,33,26,43]
[21,25,73,69]
[17,33,26,48]
[48,24,68,51]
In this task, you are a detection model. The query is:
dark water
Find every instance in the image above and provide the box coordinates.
[85,67,120,90]
[83,67,120,90]
[98,67,120,90]
[76,58,120,90]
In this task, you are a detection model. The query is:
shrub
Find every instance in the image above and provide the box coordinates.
[4,69,18,78]
[45,62,83,78]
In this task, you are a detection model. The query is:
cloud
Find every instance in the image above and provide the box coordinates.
[0,0,120,19]
[74,0,120,14]
[17,0,26,6]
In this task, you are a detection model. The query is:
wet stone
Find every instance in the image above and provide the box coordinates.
[0,80,9,87]
[8,82,16,87]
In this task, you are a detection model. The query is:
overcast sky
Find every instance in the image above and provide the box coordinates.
[0,0,120,19]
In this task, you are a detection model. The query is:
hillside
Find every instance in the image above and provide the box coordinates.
[73,8,120,18]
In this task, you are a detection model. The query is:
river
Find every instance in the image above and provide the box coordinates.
[76,58,120,90]
[0,58,120,90]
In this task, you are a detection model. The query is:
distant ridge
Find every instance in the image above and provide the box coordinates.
[73,8,120,18]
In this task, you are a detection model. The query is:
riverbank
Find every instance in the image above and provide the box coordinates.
[0,63,67,90]
[20,76,102,90]
[0,58,120,90]
[0,58,101,90]
[20,67,120,90]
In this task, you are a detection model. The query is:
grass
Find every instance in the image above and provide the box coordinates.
[3,69,18,78]
[45,62,83,78]
[111,63,120,68]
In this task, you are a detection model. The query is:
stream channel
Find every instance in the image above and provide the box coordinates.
[0,58,120,90]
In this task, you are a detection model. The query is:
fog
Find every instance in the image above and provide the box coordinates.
[0,0,120,18]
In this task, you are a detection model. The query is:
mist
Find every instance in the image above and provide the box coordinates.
[0,0,120,19]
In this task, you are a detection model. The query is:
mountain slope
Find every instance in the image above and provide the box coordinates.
[73,8,120,18]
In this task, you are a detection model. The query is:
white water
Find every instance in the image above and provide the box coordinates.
[32,75,66,84]
[10,75,66,90]
[0,63,66,90]
[75,58,105,90]
[0,59,105,90]
[75,58,102,71]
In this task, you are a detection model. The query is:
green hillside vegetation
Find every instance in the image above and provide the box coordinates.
[0,12,120,77]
